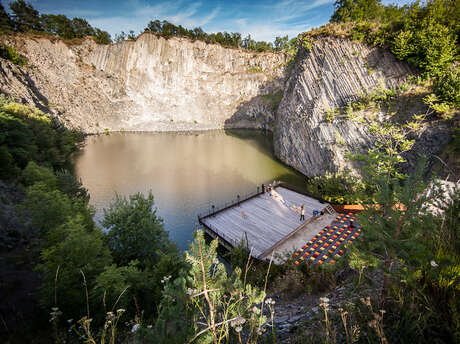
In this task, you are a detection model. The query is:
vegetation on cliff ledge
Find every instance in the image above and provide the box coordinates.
[0,0,111,44]
[304,0,459,107]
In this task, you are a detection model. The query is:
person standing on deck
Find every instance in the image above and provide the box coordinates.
[300,204,305,221]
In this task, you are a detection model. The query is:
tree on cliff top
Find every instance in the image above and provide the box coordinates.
[0,3,13,32]
[331,0,384,23]
[9,0,42,32]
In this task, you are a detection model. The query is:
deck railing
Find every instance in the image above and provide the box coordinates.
[197,180,282,220]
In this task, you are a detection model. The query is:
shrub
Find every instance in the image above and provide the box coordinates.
[103,192,179,269]
[19,182,73,233]
[21,161,57,188]
[433,65,460,107]
[306,170,372,204]
[0,44,27,66]
[38,217,112,318]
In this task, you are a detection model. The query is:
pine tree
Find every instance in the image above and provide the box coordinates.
[9,0,42,32]
[0,3,13,32]
[152,231,269,343]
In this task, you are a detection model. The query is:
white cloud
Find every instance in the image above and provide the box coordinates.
[87,1,220,37]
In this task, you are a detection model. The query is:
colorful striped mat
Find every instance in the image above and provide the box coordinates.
[293,213,361,265]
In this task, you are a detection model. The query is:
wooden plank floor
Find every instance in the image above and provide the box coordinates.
[201,186,327,258]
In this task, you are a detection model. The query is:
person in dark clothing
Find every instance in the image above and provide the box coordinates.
[300,204,305,221]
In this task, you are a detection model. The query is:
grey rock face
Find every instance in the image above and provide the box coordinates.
[0,33,286,133]
[0,34,451,178]
[275,37,413,176]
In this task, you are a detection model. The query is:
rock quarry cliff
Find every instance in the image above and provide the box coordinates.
[0,33,452,177]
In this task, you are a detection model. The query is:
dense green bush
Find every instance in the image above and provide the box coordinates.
[103,192,179,268]
[38,216,113,317]
[0,3,13,32]
[305,170,373,204]
[434,65,460,106]
[3,0,111,43]
[0,100,84,180]
[329,0,459,106]
[0,44,27,66]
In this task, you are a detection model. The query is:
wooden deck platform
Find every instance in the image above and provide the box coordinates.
[199,184,331,259]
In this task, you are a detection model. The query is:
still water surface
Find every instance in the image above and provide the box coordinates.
[74,130,306,250]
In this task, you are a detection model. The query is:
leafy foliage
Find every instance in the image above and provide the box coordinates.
[9,0,41,32]
[327,0,459,106]
[5,0,111,43]
[147,231,269,343]
[0,3,13,32]
[331,0,385,23]
[38,217,113,317]
[144,19,275,52]
[102,192,178,268]
[0,99,84,180]
[433,64,460,106]
[0,44,27,66]
[352,121,414,181]
[306,170,373,204]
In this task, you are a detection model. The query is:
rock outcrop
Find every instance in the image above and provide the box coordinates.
[274,37,413,176]
[0,33,452,177]
[0,33,286,133]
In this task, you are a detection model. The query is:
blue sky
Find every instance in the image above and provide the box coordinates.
[2,0,414,42]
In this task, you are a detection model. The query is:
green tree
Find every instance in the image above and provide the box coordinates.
[92,255,179,321]
[40,14,75,39]
[55,169,89,202]
[305,170,372,204]
[0,144,19,179]
[352,121,415,183]
[0,101,83,169]
[331,0,383,23]
[91,262,144,313]
[414,23,457,77]
[20,182,73,233]
[0,111,35,169]
[127,30,136,40]
[94,28,111,44]
[433,64,460,107]
[71,17,95,38]
[274,35,288,51]
[21,161,57,189]
[0,3,13,32]
[38,217,112,317]
[114,31,127,43]
[9,0,42,32]
[150,231,268,344]
[103,192,177,268]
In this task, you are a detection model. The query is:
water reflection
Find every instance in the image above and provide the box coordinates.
[74,130,306,250]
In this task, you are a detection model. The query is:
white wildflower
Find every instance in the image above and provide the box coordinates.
[431,260,439,267]
[67,319,73,323]
[213,258,219,265]
[320,297,330,304]
[235,326,242,333]
[117,308,125,313]
[265,298,275,305]
[147,325,152,329]
[131,324,140,333]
